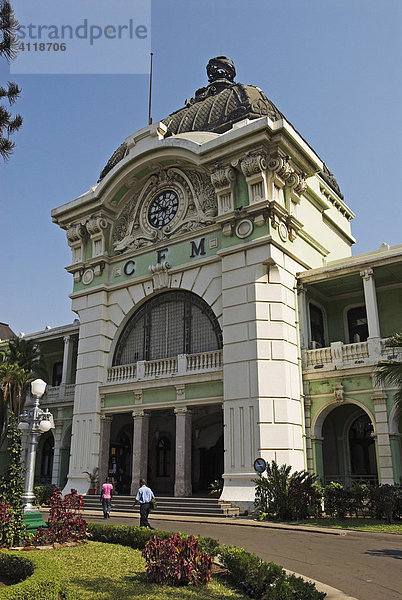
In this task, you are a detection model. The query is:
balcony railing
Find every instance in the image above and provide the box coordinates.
[302,337,400,371]
[107,349,223,384]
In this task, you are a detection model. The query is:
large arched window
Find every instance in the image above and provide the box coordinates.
[113,291,222,366]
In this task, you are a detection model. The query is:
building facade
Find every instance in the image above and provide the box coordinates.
[10,57,401,509]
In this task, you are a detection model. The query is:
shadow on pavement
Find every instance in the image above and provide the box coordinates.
[364,549,402,559]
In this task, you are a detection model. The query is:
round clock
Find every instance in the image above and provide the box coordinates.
[148,190,179,228]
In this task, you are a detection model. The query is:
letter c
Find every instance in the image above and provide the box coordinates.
[124,260,136,276]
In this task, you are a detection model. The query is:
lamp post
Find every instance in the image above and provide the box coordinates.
[19,379,54,515]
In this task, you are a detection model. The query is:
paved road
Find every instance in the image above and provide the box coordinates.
[86,514,402,600]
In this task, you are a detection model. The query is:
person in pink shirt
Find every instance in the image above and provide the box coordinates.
[100,477,113,519]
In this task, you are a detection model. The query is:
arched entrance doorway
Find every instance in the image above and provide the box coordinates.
[316,403,378,486]
[35,431,54,485]
[109,426,132,495]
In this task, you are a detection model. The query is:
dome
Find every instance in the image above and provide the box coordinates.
[162,56,283,135]
[98,56,343,199]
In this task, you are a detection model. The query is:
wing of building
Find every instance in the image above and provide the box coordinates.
[11,57,401,510]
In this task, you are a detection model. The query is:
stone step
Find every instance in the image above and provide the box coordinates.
[82,495,240,518]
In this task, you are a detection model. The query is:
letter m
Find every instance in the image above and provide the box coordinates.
[190,238,206,258]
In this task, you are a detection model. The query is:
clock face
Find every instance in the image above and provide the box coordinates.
[148,190,179,228]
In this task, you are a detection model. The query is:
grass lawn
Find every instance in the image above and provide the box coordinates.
[287,518,402,533]
[15,541,249,600]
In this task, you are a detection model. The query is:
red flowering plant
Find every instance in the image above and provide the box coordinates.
[142,534,213,586]
[33,488,87,545]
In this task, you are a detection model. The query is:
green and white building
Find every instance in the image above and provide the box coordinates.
[10,57,402,510]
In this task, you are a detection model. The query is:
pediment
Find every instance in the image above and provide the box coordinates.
[112,166,217,254]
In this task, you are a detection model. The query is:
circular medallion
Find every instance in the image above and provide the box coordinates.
[235,219,254,239]
[279,221,288,242]
[148,190,179,228]
[82,268,94,285]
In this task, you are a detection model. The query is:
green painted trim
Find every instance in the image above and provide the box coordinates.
[142,387,176,403]
[185,381,223,400]
[104,392,133,408]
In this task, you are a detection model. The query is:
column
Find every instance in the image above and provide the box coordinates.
[130,409,149,495]
[372,390,394,485]
[297,283,309,349]
[389,433,402,483]
[61,335,74,385]
[98,415,112,487]
[304,396,314,474]
[51,415,63,486]
[311,437,324,484]
[360,268,381,339]
[174,407,192,497]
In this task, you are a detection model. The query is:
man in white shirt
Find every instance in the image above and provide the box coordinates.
[134,478,155,528]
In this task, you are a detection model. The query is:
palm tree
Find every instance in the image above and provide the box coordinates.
[0,337,46,435]
[0,0,22,160]
[377,332,402,411]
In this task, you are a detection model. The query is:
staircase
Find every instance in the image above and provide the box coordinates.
[82,495,240,518]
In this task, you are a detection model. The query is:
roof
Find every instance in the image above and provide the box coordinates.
[99,56,343,198]
[0,322,15,341]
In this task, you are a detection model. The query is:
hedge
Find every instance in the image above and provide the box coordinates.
[0,552,62,599]
[87,522,220,556]
[88,523,325,599]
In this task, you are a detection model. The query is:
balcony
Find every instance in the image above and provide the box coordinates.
[25,383,76,407]
[302,338,402,372]
[107,350,223,384]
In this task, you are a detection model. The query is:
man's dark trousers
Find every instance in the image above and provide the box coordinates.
[139,502,152,528]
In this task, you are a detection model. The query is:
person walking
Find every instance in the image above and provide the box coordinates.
[134,478,155,528]
[100,477,113,519]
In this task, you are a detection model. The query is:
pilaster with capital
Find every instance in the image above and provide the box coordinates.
[86,214,110,258]
[210,163,236,217]
[130,409,150,495]
[371,387,394,484]
[174,407,192,496]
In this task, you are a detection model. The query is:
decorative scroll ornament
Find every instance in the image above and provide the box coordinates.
[149,260,171,290]
[86,215,108,236]
[113,168,217,254]
[294,174,307,195]
[210,164,236,189]
[240,153,267,178]
[66,223,86,246]
[333,383,344,403]
[268,152,293,181]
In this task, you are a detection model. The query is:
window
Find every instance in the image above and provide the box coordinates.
[309,303,325,348]
[113,291,222,366]
[347,306,368,343]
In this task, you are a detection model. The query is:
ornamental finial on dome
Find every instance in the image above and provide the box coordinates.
[206,56,236,84]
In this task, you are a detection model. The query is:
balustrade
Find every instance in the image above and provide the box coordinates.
[106,350,222,383]
[303,337,394,371]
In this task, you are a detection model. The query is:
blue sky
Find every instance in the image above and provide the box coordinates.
[1,0,401,335]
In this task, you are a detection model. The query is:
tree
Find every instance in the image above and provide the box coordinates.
[0,337,45,435]
[377,332,402,411]
[0,412,26,547]
[0,0,22,160]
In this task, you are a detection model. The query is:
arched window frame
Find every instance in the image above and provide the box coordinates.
[113,291,222,366]
[343,303,369,344]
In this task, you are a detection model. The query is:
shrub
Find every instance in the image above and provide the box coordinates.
[142,534,212,586]
[219,545,325,600]
[266,574,326,600]
[219,545,284,598]
[87,523,221,556]
[0,552,61,599]
[348,483,369,517]
[368,484,398,522]
[33,488,87,545]
[254,461,320,521]
[33,484,57,507]
[323,482,348,518]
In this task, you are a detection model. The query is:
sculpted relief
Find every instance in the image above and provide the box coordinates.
[112,167,217,254]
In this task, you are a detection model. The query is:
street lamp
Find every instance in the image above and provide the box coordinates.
[18,379,54,514]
